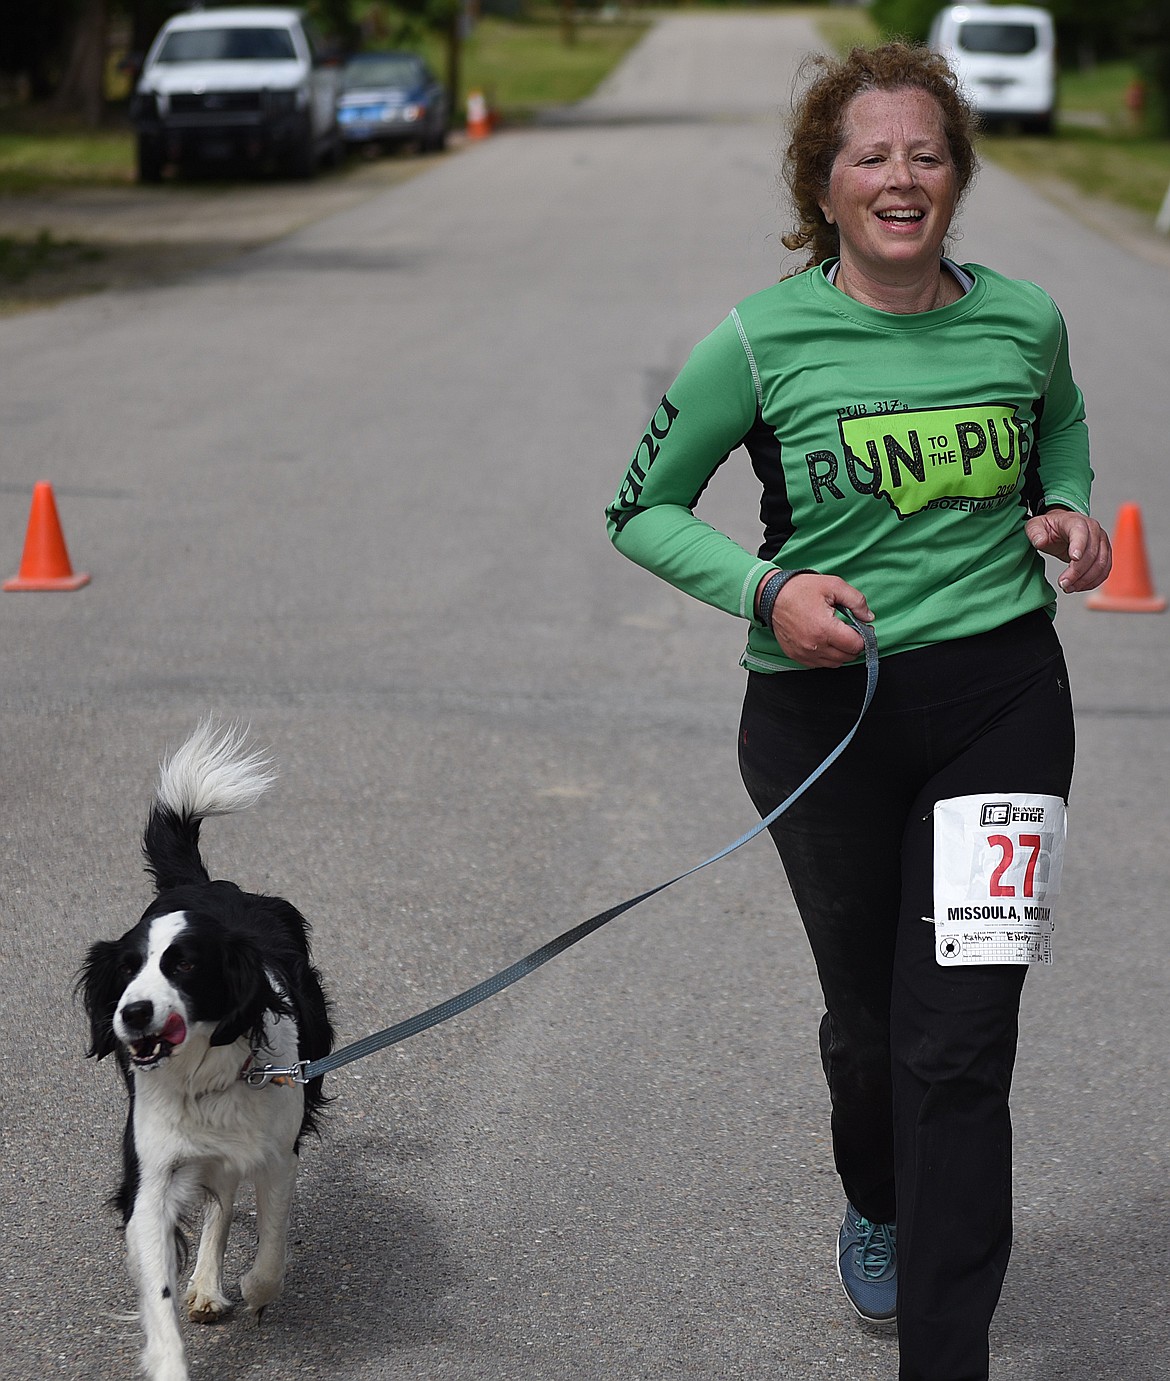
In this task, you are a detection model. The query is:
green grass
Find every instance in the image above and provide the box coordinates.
[419,11,650,119]
[1059,58,1148,124]
[0,120,135,192]
[813,3,882,58]
[987,127,1170,218]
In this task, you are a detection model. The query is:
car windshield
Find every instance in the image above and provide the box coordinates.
[155,28,298,62]
[341,58,423,90]
[957,22,1039,55]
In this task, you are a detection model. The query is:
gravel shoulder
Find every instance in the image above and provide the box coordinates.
[0,146,455,313]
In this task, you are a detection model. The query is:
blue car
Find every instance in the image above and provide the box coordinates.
[336,52,448,154]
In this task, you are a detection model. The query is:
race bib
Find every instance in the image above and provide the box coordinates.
[932,794,1066,966]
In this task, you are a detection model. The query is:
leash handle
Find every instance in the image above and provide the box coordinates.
[269,617,878,1086]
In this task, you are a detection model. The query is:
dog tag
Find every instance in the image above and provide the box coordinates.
[931,794,1066,966]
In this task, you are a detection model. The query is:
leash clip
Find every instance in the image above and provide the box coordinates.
[241,1060,308,1088]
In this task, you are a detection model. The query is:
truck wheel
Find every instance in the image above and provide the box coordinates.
[137,135,164,183]
[285,126,315,179]
[325,126,345,169]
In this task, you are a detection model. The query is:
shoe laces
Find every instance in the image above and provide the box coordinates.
[856,1217,896,1279]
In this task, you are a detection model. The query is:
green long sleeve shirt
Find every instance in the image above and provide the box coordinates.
[607,260,1092,672]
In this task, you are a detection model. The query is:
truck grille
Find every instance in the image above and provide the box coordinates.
[169,91,262,114]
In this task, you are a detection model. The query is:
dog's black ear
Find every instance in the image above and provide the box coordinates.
[76,939,126,1060]
[208,937,286,1048]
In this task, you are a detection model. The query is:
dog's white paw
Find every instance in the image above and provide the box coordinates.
[239,1266,284,1315]
[142,1340,189,1381]
[185,1284,232,1325]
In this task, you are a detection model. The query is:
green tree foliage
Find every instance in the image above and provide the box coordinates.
[868,0,939,45]
[324,0,466,106]
[1127,0,1169,134]
[2,0,74,100]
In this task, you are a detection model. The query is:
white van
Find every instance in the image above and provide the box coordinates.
[928,5,1057,133]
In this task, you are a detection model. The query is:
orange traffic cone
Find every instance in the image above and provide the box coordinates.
[4,482,90,592]
[466,89,490,140]
[1086,501,1165,613]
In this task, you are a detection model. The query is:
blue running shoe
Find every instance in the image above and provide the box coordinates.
[837,1202,897,1324]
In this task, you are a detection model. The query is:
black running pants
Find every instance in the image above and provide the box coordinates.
[738,611,1075,1381]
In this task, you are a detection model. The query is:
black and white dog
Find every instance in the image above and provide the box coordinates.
[79,722,333,1381]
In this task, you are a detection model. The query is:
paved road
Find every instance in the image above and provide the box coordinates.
[2,13,1168,1379]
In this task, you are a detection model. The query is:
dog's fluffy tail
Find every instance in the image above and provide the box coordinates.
[144,720,276,891]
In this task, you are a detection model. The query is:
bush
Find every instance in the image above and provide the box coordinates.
[869,0,941,45]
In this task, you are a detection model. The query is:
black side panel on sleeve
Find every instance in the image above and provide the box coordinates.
[1020,394,1046,516]
[742,409,794,561]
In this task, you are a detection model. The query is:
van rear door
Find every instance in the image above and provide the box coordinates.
[932,6,1056,133]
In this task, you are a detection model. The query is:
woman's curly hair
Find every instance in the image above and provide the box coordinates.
[782,42,980,272]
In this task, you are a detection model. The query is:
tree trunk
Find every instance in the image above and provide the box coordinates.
[52,0,110,126]
[446,9,462,121]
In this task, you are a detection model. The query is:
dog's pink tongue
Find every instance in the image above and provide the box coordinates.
[160,1013,187,1046]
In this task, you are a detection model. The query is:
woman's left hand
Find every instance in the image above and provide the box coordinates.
[1025,507,1112,593]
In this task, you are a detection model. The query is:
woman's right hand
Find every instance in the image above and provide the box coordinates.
[766,572,874,668]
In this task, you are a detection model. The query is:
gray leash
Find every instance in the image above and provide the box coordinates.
[245,616,879,1088]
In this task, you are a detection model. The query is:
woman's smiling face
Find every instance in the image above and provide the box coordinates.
[819,86,959,285]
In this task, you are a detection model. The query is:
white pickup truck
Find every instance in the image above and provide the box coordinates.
[130,6,341,181]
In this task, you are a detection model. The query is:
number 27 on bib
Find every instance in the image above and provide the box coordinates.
[933,794,1066,966]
